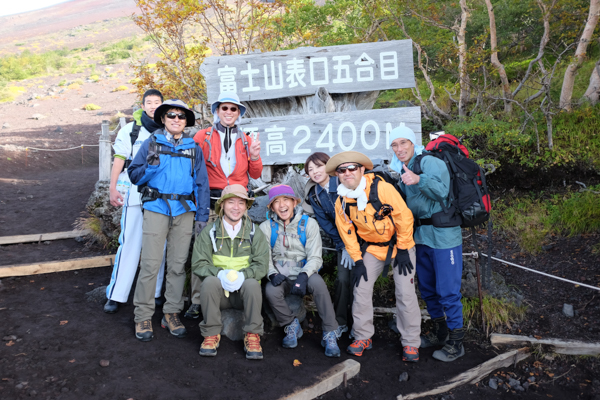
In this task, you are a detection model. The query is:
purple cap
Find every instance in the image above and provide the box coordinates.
[267,185,302,208]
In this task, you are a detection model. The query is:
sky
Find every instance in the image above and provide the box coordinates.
[0,0,72,17]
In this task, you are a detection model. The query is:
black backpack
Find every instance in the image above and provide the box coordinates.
[410,134,491,228]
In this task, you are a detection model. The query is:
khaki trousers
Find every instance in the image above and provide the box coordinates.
[265,274,338,332]
[199,276,263,337]
[190,209,218,304]
[352,247,421,347]
[133,211,194,323]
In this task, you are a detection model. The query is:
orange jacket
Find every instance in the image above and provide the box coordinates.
[335,174,415,262]
[194,126,263,190]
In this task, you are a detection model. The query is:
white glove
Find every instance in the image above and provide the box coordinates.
[217,270,244,292]
[340,248,355,270]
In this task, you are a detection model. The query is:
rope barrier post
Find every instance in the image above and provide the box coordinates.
[119,117,127,130]
[25,148,28,168]
[81,145,84,165]
[470,227,486,332]
[99,120,111,181]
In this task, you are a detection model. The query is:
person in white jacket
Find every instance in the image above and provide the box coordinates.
[104,89,167,314]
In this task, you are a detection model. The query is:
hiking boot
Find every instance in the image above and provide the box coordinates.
[244,333,263,360]
[135,320,153,342]
[402,345,419,362]
[161,313,187,338]
[334,324,348,339]
[199,334,221,357]
[282,318,303,349]
[433,327,465,362]
[104,299,119,314]
[184,303,201,320]
[321,331,341,358]
[346,339,372,356]
[421,316,448,348]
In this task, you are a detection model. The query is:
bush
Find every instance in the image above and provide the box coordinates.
[83,103,101,111]
[0,49,73,81]
[67,83,80,90]
[548,185,600,236]
[112,85,128,92]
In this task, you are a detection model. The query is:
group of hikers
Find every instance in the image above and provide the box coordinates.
[103,88,465,363]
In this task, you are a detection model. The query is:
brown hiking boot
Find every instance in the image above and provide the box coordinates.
[135,320,153,342]
[160,313,187,338]
[199,334,221,357]
[244,333,263,360]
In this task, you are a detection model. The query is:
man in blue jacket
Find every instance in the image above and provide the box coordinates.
[390,124,465,362]
[128,99,210,342]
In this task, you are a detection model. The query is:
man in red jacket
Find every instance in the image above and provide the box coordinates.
[184,92,262,319]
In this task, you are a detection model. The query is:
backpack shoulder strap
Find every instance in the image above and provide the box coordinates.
[369,175,382,212]
[249,223,256,244]
[297,215,308,247]
[130,123,141,156]
[269,218,278,248]
[209,224,218,252]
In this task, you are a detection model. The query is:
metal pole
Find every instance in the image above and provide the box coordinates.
[471,227,485,332]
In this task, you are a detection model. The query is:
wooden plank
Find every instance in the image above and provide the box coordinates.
[281,359,360,400]
[305,301,431,321]
[0,230,91,246]
[0,255,115,278]
[490,333,600,356]
[397,348,530,400]
[240,107,421,165]
[201,40,415,102]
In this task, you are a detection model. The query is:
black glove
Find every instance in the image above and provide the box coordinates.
[147,141,160,166]
[393,249,413,276]
[290,272,308,296]
[269,273,286,287]
[351,260,368,288]
[195,221,207,237]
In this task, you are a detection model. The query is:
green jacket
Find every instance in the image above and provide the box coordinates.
[191,215,269,281]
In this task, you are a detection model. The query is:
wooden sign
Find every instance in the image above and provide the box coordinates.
[239,107,421,165]
[201,40,415,102]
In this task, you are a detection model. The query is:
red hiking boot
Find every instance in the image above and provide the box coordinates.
[346,339,372,356]
[402,345,419,362]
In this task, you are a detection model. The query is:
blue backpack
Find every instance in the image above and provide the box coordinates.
[269,214,308,248]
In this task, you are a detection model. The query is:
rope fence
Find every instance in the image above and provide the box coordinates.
[322,246,600,292]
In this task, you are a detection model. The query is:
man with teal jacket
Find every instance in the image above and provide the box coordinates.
[390,124,465,362]
[191,185,269,360]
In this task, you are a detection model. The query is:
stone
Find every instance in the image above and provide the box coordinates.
[263,294,306,328]
[247,195,270,224]
[523,382,530,390]
[488,378,498,390]
[2,335,17,341]
[54,126,64,133]
[85,93,95,98]
[398,372,409,382]
[31,114,45,120]
[508,378,520,388]
[85,285,107,303]
[562,303,574,317]
[99,360,110,367]
[220,309,247,341]
[2,123,10,129]
[527,377,536,383]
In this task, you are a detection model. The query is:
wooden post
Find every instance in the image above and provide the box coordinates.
[99,120,111,181]
[119,117,127,131]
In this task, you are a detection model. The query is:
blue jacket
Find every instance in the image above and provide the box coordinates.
[306,177,345,251]
[128,129,209,222]
[398,154,462,249]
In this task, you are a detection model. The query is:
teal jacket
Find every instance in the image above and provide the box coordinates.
[398,154,462,249]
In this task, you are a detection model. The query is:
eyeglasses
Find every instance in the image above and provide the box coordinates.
[220,106,238,112]
[165,112,187,120]
[336,164,362,174]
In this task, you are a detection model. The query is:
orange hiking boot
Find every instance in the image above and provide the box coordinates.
[244,333,263,360]
[199,334,221,357]
[346,338,372,356]
[402,345,419,362]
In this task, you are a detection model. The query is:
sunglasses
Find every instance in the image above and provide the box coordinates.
[165,112,187,120]
[220,106,238,112]
[336,164,362,174]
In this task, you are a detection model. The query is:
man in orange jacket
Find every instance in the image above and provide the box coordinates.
[184,92,262,319]
[327,151,421,362]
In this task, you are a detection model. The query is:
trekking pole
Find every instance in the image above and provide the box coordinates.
[470,226,485,333]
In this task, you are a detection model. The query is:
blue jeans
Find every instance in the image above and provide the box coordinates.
[416,244,463,331]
